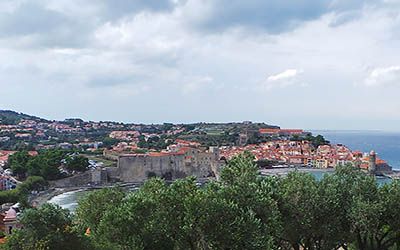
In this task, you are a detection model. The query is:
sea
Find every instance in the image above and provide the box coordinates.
[312,130,400,170]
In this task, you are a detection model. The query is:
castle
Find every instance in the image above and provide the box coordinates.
[113,146,221,182]
[50,143,223,187]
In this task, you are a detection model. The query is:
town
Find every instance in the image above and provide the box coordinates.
[0,110,394,241]
[0,110,394,187]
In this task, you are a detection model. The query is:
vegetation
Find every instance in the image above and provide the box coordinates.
[306,134,330,147]
[0,176,48,206]
[7,150,89,181]
[137,135,174,151]
[0,110,43,125]
[4,154,400,249]
[1,204,94,250]
[65,155,89,172]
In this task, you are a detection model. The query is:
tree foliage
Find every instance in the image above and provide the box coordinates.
[5,154,400,250]
[2,203,94,250]
[65,155,89,172]
[7,149,89,181]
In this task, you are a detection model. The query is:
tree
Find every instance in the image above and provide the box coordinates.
[306,134,330,148]
[2,203,94,250]
[8,151,31,179]
[65,155,89,172]
[92,177,273,250]
[94,179,174,249]
[102,137,119,149]
[349,178,400,250]
[219,151,258,185]
[277,172,319,250]
[219,152,282,248]
[10,155,400,250]
[18,176,48,193]
[75,188,125,236]
[0,189,20,205]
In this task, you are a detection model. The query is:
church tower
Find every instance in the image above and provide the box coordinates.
[368,150,377,175]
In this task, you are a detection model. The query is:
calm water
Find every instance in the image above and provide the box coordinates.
[312,130,400,170]
[311,170,392,185]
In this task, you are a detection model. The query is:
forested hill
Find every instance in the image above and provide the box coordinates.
[0,110,48,125]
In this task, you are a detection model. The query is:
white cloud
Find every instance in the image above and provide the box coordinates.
[364,66,400,86]
[267,69,301,81]
[262,69,304,89]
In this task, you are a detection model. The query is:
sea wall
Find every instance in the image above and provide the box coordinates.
[49,169,108,188]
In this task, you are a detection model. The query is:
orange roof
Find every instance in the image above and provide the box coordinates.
[259,128,280,134]
[147,152,170,157]
[259,128,304,134]
[28,151,38,156]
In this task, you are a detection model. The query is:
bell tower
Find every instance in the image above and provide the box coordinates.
[368,150,377,175]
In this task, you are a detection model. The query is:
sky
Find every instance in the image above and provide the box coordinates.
[1,0,400,130]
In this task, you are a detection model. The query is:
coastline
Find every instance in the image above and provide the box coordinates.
[30,187,87,207]
[30,182,139,207]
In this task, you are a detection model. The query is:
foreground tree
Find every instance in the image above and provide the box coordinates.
[349,179,400,250]
[75,187,125,235]
[277,172,319,250]
[6,154,400,250]
[2,203,93,250]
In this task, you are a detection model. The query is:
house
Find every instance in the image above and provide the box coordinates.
[0,176,18,191]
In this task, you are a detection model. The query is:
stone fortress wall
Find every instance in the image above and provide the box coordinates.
[116,147,221,182]
[50,147,222,187]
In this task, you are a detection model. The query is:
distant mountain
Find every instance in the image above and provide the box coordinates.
[0,110,48,125]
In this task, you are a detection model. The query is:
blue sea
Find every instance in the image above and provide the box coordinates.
[312,130,400,170]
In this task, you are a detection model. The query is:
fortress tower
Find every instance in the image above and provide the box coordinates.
[368,150,377,175]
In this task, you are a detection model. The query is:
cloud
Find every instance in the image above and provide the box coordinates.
[181,0,374,34]
[2,0,400,129]
[267,69,301,81]
[181,76,213,95]
[0,0,178,49]
[364,66,400,86]
[262,69,305,89]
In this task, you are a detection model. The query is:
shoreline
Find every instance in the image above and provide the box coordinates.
[30,182,140,206]
[30,187,88,207]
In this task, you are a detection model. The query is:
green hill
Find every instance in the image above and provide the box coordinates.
[0,110,47,125]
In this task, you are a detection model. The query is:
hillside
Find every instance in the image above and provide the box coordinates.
[0,110,47,125]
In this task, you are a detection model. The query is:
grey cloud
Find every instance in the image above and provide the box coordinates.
[0,0,176,49]
[187,0,380,33]
[0,2,92,48]
[98,0,176,19]
[0,2,68,36]
[86,74,145,88]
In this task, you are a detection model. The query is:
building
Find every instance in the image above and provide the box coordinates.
[0,176,18,191]
[3,205,22,235]
[259,128,307,136]
[115,146,221,182]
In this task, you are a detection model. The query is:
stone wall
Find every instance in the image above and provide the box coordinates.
[49,169,108,187]
[117,148,220,182]
[50,148,223,186]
